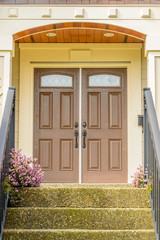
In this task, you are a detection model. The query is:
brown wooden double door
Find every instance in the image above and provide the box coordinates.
[34,68,127,183]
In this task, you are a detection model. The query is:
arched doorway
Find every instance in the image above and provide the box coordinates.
[14,22,146,183]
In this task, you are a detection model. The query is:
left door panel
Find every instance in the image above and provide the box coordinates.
[34,68,79,183]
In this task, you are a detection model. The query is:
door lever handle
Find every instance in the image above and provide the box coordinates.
[74,130,79,148]
[82,130,87,148]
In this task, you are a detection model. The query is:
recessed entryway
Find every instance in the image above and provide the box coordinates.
[34,68,127,183]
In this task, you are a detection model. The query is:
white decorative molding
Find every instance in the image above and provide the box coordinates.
[42,8,51,18]
[8,8,18,17]
[108,8,117,18]
[141,8,150,18]
[75,8,84,18]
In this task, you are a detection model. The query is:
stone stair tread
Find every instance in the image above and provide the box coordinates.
[16,187,151,208]
[40,183,133,188]
[3,185,155,239]
[3,229,156,232]
[5,207,154,230]
[7,207,154,211]
[3,229,156,240]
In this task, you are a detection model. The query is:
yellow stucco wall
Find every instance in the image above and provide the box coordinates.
[16,43,143,182]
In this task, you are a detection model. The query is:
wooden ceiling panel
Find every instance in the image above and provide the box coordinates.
[116,33,125,43]
[33,33,42,43]
[127,36,136,43]
[40,32,49,43]
[79,29,87,43]
[13,22,146,44]
[86,29,95,43]
[64,22,73,28]
[71,29,79,43]
[101,30,110,43]
[108,32,117,43]
[18,38,24,43]
[94,30,102,43]
[135,38,144,43]
[63,29,72,43]
[24,36,32,43]
[48,30,57,43]
[56,30,64,43]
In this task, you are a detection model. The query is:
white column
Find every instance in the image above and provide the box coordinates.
[147,51,160,125]
[0,51,12,123]
[147,52,156,103]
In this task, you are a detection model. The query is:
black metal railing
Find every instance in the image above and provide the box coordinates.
[144,88,160,240]
[0,87,15,239]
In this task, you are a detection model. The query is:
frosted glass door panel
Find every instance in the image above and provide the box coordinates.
[41,75,73,87]
[89,74,121,87]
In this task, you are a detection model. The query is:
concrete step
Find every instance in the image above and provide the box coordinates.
[4,208,154,230]
[3,184,155,240]
[2,229,156,240]
[17,185,151,208]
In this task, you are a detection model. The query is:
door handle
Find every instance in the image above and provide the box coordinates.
[82,130,87,148]
[74,130,79,148]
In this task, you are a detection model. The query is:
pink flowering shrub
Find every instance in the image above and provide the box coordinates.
[4,149,44,206]
[131,165,147,188]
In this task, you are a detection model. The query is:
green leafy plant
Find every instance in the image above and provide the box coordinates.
[4,148,44,206]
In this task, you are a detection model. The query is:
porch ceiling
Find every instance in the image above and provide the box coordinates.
[13,22,146,44]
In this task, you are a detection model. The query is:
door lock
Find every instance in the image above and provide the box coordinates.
[82,121,87,128]
[74,122,78,128]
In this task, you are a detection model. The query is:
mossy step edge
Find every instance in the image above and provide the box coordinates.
[4,208,154,230]
[3,229,156,240]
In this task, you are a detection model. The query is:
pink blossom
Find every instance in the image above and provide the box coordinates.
[6,148,44,206]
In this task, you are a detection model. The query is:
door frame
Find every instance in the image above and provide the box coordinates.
[33,67,127,183]
[19,44,142,183]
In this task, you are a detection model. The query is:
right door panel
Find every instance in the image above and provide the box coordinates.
[82,68,127,183]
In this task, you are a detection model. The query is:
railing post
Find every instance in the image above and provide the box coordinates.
[143,88,150,173]
[8,87,15,152]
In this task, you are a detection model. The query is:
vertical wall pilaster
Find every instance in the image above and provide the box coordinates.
[0,51,12,123]
[147,51,160,126]
[155,55,160,126]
